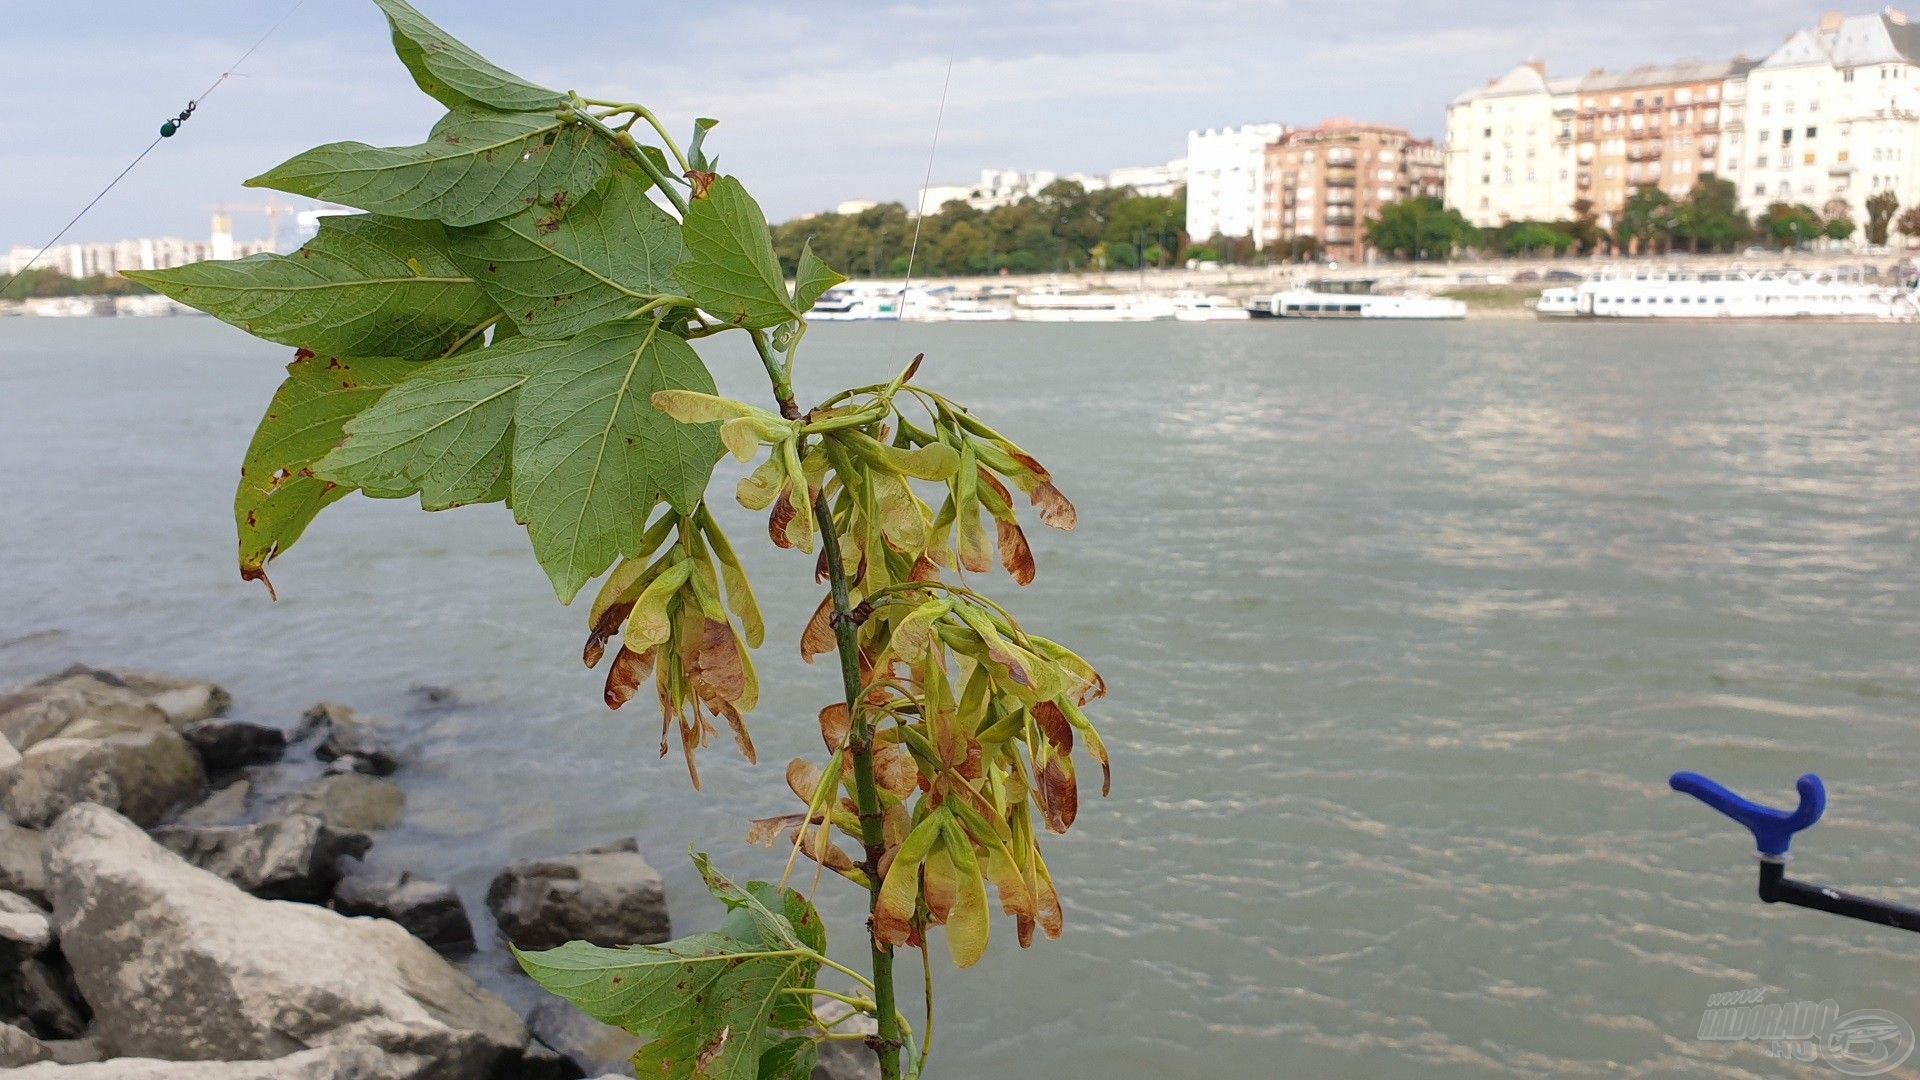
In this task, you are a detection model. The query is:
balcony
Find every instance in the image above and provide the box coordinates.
[1627,144,1664,162]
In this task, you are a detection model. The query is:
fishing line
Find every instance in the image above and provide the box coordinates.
[0,0,305,299]
[895,56,954,321]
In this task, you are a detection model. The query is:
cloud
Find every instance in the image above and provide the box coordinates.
[0,0,1819,248]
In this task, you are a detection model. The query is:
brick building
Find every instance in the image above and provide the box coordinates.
[1573,60,1744,229]
[1261,120,1445,263]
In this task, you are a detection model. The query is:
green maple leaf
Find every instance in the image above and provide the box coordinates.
[126,215,495,360]
[515,854,829,1080]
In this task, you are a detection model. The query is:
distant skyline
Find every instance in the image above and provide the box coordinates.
[1,1,1835,250]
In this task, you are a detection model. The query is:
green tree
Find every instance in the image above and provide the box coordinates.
[1674,175,1752,253]
[1866,191,1900,246]
[1824,213,1857,242]
[1616,185,1678,254]
[1756,202,1824,249]
[1364,196,1479,260]
[1898,206,1920,245]
[1567,198,1604,254]
[130,5,1118,1078]
[1502,221,1572,256]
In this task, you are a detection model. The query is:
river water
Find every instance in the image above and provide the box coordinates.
[3,316,1919,1078]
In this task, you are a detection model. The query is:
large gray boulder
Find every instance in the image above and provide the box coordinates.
[0,891,52,964]
[276,773,405,833]
[2,728,206,828]
[0,1019,53,1066]
[46,804,529,1077]
[526,999,643,1076]
[486,839,670,951]
[108,670,231,727]
[0,820,46,904]
[152,814,371,902]
[8,1044,414,1079]
[181,719,286,775]
[332,869,474,955]
[0,672,168,751]
[298,703,399,776]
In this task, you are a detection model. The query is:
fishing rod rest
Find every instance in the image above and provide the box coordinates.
[1672,771,1920,934]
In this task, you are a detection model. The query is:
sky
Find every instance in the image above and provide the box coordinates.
[0,0,1828,251]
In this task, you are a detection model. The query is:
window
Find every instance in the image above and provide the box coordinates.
[1806,126,1817,138]
[1804,152,1816,165]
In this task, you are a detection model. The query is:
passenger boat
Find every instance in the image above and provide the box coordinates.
[809,283,903,321]
[1252,279,1466,321]
[1532,266,1920,322]
[1012,289,1174,323]
[1172,293,1251,322]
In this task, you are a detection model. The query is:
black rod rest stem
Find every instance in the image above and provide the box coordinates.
[1757,859,1920,934]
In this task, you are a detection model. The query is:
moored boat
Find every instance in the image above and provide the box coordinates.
[1256,279,1466,321]
[1531,266,1920,322]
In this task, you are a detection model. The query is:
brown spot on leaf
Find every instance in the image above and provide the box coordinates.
[873,744,920,799]
[292,348,316,363]
[687,170,718,198]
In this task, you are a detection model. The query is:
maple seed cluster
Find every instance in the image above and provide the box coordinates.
[643,360,1112,967]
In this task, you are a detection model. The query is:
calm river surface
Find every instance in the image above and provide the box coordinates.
[4,316,1919,1077]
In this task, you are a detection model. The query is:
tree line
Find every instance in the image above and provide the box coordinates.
[1364,177,1920,261]
[770,181,1188,277]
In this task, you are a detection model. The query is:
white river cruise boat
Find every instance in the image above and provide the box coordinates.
[1172,292,1252,322]
[809,283,904,321]
[1012,289,1175,323]
[1533,266,1920,322]
[1251,279,1466,321]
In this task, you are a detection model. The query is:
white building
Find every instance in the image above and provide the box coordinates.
[915,169,1071,213]
[1107,159,1188,199]
[1185,124,1288,245]
[1734,9,1920,226]
[1444,63,1579,226]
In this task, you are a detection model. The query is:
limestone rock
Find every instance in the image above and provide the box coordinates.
[277,773,404,832]
[0,1019,52,1066]
[332,869,474,955]
[182,719,287,775]
[173,780,253,828]
[152,814,370,902]
[0,891,52,964]
[0,955,88,1040]
[8,1044,415,1079]
[1,728,206,828]
[46,804,528,1078]
[485,839,669,951]
[526,998,643,1076]
[298,703,399,776]
[0,672,168,752]
[0,821,47,904]
[112,671,232,727]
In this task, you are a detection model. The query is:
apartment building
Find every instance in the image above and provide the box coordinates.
[1443,63,1580,227]
[1735,9,1920,224]
[1573,61,1743,228]
[1186,124,1290,246]
[1261,120,1444,262]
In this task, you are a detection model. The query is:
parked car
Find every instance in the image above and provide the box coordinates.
[1544,269,1583,282]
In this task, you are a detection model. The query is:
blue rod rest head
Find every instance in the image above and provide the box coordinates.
[1669,772,1826,858]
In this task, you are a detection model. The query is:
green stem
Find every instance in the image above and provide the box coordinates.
[752,326,904,1080]
[813,441,906,1080]
[573,110,689,216]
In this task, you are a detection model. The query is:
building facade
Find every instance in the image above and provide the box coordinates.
[1186,124,1289,246]
[1734,10,1920,226]
[1107,159,1189,199]
[1573,61,1741,228]
[1444,63,1579,227]
[1261,120,1444,263]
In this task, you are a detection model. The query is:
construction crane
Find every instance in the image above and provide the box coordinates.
[204,199,291,254]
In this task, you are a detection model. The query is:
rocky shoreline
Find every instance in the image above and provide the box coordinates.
[0,666,872,1079]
